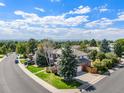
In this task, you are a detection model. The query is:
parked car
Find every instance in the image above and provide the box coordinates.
[118,64,124,68]
[15,59,19,64]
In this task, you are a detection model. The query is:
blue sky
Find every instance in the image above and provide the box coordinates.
[0,0,124,40]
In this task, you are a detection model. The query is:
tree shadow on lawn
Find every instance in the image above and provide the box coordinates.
[77,79,96,92]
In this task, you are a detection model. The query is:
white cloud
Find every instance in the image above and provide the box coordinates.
[89,28,124,40]
[14,10,39,19]
[116,12,124,21]
[85,11,124,29]
[100,8,108,12]
[94,4,109,13]
[0,17,123,40]
[0,2,5,7]
[14,10,88,27]
[0,10,90,39]
[85,18,113,28]
[99,5,108,12]
[0,9,124,40]
[35,7,45,12]
[68,6,91,15]
[58,28,124,40]
[50,0,60,2]
[64,16,88,26]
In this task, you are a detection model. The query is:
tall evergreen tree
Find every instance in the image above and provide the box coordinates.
[35,45,48,67]
[28,38,37,54]
[100,39,110,53]
[88,50,97,61]
[80,42,87,52]
[114,43,122,57]
[96,52,106,61]
[59,44,78,82]
[90,39,97,47]
[16,42,27,54]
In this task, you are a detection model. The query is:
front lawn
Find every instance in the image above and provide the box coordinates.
[36,72,81,89]
[27,65,44,73]
[20,54,25,59]
[0,55,4,58]
[20,59,27,64]
[27,65,81,89]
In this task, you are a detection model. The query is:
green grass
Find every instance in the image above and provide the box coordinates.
[20,59,27,64]
[36,72,81,89]
[27,65,44,73]
[20,54,25,59]
[27,65,81,89]
[0,55,4,58]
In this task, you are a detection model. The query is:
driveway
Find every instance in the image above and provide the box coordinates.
[83,67,124,93]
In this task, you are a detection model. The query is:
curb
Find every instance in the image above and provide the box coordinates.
[0,56,6,63]
[18,63,60,93]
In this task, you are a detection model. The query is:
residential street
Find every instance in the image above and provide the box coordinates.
[83,66,124,93]
[0,54,50,93]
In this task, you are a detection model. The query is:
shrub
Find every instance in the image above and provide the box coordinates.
[111,58,118,64]
[45,67,51,73]
[36,50,48,67]
[88,50,97,61]
[105,53,117,59]
[51,66,58,75]
[96,52,106,61]
[105,53,119,64]
[102,59,112,69]
[83,66,97,74]
[93,59,108,73]
[23,53,27,59]
[45,66,58,75]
